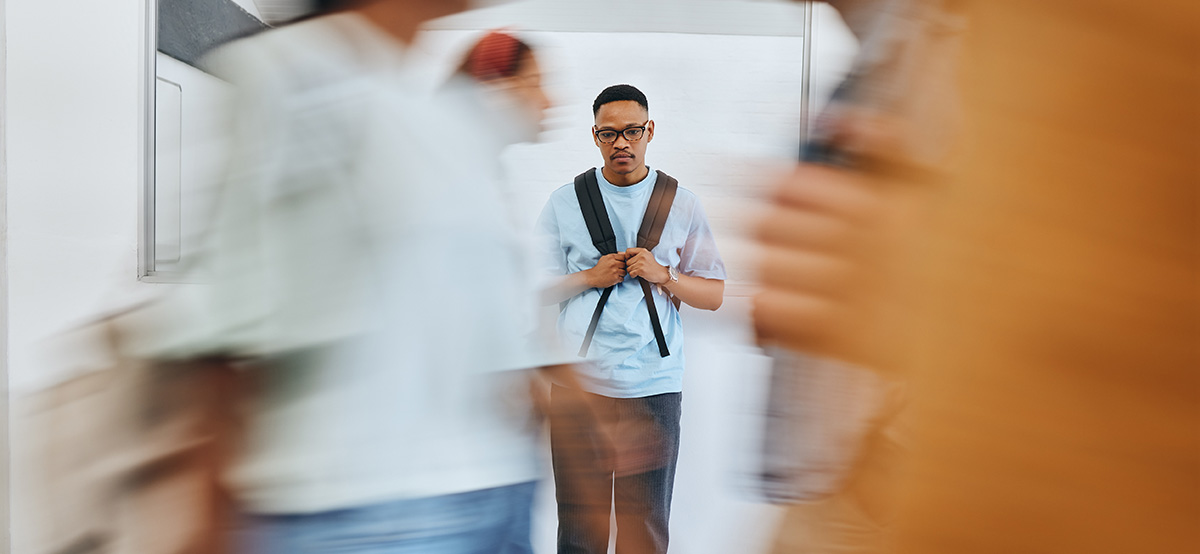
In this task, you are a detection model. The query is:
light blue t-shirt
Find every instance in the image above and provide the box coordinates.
[536,168,727,398]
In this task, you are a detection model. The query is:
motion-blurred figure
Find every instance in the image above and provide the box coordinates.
[125,1,593,552]
[442,29,553,232]
[536,84,727,554]
[757,1,962,552]
[756,1,1198,553]
[451,30,551,149]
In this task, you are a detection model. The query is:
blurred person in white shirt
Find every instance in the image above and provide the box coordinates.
[127,1,599,552]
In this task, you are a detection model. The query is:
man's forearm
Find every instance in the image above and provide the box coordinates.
[542,268,724,311]
[664,274,724,311]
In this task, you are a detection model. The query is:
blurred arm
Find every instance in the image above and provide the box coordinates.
[540,270,597,306]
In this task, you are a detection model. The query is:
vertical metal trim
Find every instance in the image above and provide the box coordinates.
[0,0,10,547]
[799,0,815,159]
[139,0,158,279]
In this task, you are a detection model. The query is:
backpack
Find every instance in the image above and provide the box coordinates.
[573,168,679,358]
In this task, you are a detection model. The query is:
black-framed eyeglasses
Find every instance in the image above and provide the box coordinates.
[594,122,649,144]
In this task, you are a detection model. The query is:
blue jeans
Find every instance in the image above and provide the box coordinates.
[549,386,682,554]
[237,481,537,554]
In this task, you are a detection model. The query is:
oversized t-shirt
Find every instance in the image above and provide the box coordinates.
[536,168,726,398]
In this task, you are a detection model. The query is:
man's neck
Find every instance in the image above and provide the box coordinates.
[602,165,651,187]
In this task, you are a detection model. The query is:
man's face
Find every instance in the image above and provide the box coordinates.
[593,100,654,178]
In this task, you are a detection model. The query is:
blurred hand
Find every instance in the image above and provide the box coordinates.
[752,163,909,364]
[600,414,668,478]
[586,252,628,289]
[625,247,669,285]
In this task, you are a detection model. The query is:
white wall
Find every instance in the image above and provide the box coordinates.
[808,2,859,121]
[6,0,157,549]
[414,29,807,290]
[415,1,857,292]
[6,0,153,392]
[3,1,856,551]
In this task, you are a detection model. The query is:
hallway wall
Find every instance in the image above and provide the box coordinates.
[6,0,152,549]
[2,2,856,551]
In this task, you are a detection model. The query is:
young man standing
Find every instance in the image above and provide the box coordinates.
[537,84,726,554]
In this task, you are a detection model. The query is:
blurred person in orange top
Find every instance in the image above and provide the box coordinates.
[755,1,1198,553]
[754,2,963,552]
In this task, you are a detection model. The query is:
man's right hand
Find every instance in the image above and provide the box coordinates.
[586,252,628,289]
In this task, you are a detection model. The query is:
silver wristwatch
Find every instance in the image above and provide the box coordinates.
[657,266,680,296]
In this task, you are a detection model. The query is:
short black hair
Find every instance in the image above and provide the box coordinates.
[592,84,648,116]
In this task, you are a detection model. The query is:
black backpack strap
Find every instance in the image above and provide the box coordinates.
[575,169,617,357]
[575,169,617,256]
[635,171,679,357]
[574,169,680,359]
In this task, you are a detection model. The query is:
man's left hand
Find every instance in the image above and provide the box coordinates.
[625,248,669,284]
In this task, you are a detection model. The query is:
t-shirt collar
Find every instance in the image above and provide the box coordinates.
[597,167,657,195]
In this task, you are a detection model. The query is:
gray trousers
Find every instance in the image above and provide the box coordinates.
[549,385,682,554]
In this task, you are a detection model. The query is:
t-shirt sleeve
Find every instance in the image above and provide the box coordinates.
[678,198,727,280]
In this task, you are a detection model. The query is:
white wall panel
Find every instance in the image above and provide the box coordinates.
[147,53,235,279]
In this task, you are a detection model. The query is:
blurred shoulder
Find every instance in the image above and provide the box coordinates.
[200,14,370,88]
